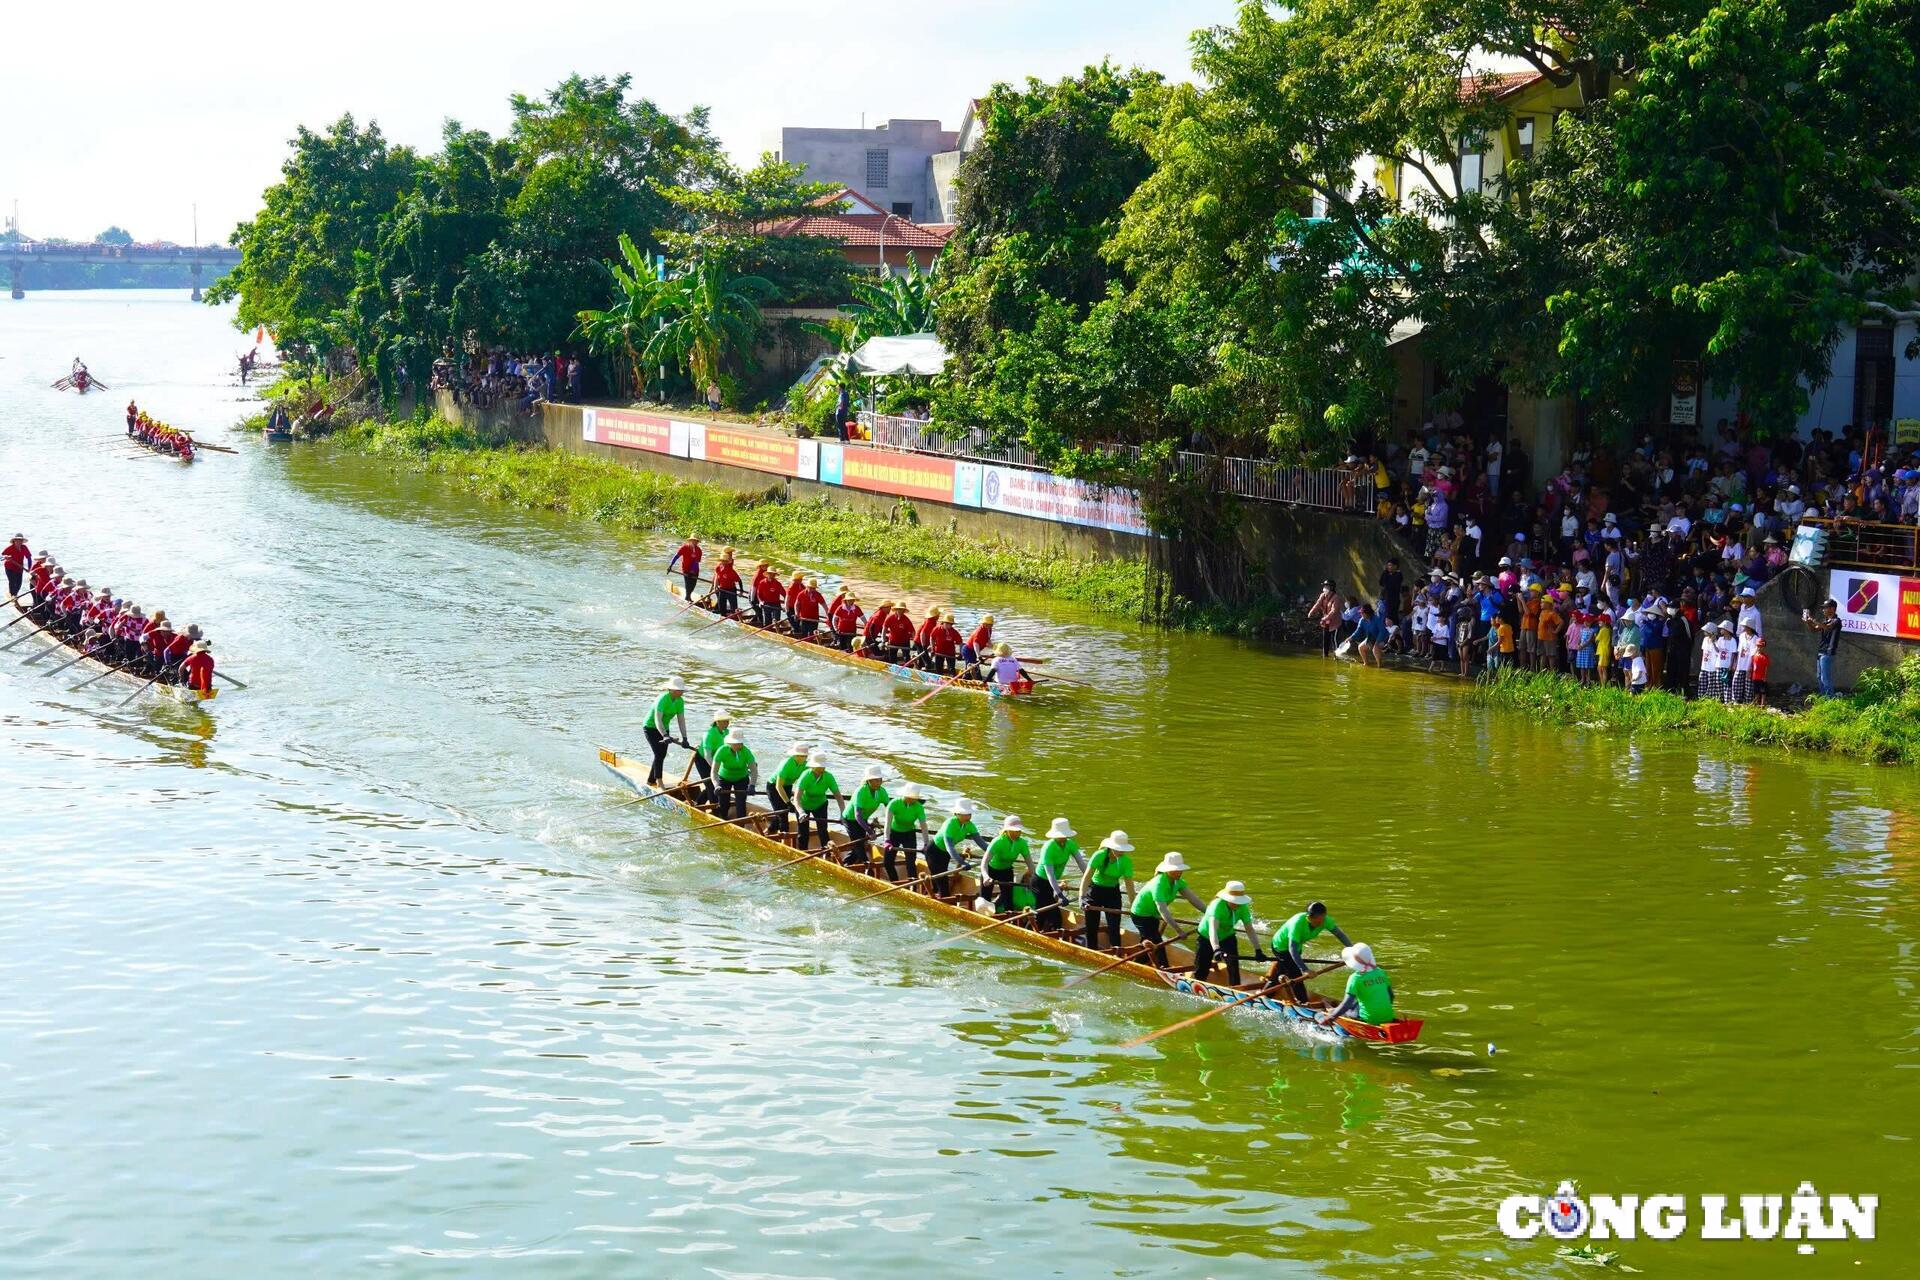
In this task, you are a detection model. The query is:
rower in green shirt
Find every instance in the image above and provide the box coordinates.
[1077,830,1136,953]
[843,764,890,866]
[793,754,843,852]
[1128,852,1206,969]
[1191,880,1262,986]
[882,782,929,883]
[766,740,811,837]
[643,675,690,785]
[693,709,732,805]
[709,729,759,820]
[927,798,986,898]
[1031,817,1085,932]
[1264,900,1353,1001]
[1316,942,1395,1026]
[980,815,1035,915]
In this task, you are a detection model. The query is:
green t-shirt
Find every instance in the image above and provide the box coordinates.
[1037,837,1081,881]
[997,883,1037,915]
[1198,898,1252,944]
[885,796,927,834]
[1344,968,1394,1023]
[934,816,981,851]
[1272,911,1338,955]
[1131,872,1182,919]
[849,782,890,820]
[1087,847,1132,889]
[985,833,1029,872]
[795,769,839,811]
[712,743,756,782]
[650,691,686,733]
[774,755,809,789]
[700,721,729,758]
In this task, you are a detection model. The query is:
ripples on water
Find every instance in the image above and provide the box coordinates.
[1,294,1914,1277]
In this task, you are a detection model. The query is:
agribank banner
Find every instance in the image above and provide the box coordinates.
[980,465,1151,535]
[583,408,671,454]
[1828,569,1920,638]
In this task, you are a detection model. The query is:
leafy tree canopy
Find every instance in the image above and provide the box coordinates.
[96,226,134,245]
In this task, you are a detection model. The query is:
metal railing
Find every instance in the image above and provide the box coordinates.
[857,412,1375,514]
[1803,517,1920,573]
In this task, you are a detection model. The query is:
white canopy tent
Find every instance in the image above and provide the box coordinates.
[846,333,949,376]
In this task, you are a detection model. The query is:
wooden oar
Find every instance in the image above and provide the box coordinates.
[41,643,108,677]
[912,674,961,706]
[115,667,172,706]
[911,908,1036,954]
[1120,960,1345,1049]
[213,670,248,690]
[2,620,55,652]
[185,439,239,454]
[848,871,937,903]
[673,808,775,838]
[1061,928,1192,989]
[719,843,852,888]
[1,610,36,633]
[75,656,156,690]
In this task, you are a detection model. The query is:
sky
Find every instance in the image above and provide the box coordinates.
[0,0,1234,245]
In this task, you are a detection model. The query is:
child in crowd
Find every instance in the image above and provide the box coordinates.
[1593,612,1613,686]
[1749,636,1772,706]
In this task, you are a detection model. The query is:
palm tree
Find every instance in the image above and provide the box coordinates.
[642,256,775,400]
[576,233,672,395]
[842,259,936,346]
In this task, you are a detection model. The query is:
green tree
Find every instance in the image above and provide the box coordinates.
[661,154,855,306]
[576,232,676,396]
[640,256,775,402]
[843,260,936,344]
[96,226,134,246]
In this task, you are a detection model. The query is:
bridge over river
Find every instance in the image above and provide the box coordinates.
[1,241,241,300]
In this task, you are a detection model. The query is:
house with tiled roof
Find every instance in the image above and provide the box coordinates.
[759,187,953,273]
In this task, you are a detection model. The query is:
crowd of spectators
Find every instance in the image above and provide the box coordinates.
[432,348,584,412]
[1310,412,1894,699]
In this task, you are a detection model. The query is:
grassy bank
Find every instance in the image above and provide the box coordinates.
[1469,665,1920,764]
[329,417,1153,619]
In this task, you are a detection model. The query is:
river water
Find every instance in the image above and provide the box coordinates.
[1,292,1914,1277]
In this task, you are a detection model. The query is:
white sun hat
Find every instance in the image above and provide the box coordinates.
[1046,818,1076,839]
[789,740,811,756]
[1101,830,1133,852]
[1156,852,1190,874]
[713,709,732,721]
[1342,942,1378,971]
[724,729,744,746]
[1000,814,1023,832]
[806,754,827,769]
[665,675,686,691]
[862,764,884,782]
[900,782,923,800]
[953,797,974,815]
[1218,880,1251,905]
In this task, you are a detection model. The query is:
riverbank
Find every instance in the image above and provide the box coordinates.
[327,416,1157,620]
[1468,664,1920,764]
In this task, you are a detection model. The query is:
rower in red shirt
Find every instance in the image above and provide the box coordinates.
[929,612,963,676]
[912,605,941,667]
[667,534,704,599]
[863,601,892,649]
[883,605,916,661]
[752,562,784,628]
[784,571,807,628]
[179,640,216,695]
[829,592,864,651]
[144,616,176,674]
[825,586,848,628]
[710,547,743,615]
[965,614,995,665]
[3,534,30,599]
[793,576,826,639]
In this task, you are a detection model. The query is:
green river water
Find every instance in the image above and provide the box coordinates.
[1,293,1914,1277]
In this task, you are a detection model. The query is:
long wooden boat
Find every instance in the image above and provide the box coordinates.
[666,582,1040,700]
[599,747,1421,1044]
[131,434,195,463]
[9,599,215,705]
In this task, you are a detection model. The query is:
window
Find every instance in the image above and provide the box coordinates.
[1460,150,1484,194]
[1855,327,1895,428]
[866,149,890,189]
[891,201,914,218]
[1516,118,1535,162]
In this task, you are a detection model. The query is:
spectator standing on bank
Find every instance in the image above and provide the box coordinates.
[1804,598,1842,696]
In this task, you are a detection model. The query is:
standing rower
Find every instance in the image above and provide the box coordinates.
[964,614,995,669]
[844,765,890,865]
[710,729,758,820]
[863,601,892,652]
[692,709,732,802]
[912,605,941,667]
[767,741,810,837]
[126,400,140,434]
[926,797,986,898]
[784,570,807,630]
[1191,881,1261,986]
[928,612,962,676]
[881,781,929,882]
[751,561,781,627]
[667,534,704,599]
[882,603,916,662]
[1031,818,1084,932]
[829,591,864,651]
[1264,901,1353,1001]
[710,548,742,616]
[1079,832,1136,953]
[3,534,29,599]
[642,675,690,786]
[793,754,844,852]
[980,815,1034,913]
[1128,852,1205,968]
[1316,943,1395,1027]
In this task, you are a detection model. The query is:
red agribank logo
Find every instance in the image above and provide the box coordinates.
[1499,1181,1877,1244]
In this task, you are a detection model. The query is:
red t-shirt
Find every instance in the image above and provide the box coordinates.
[1,543,28,571]
[1749,652,1771,682]
[672,541,702,573]
[885,612,916,645]
[785,577,806,610]
[755,573,783,605]
[967,624,993,652]
[830,601,863,634]
[712,561,741,591]
[863,608,889,641]
[796,589,824,621]
[930,623,961,656]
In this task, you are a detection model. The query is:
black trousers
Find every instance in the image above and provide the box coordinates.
[1191,934,1241,986]
[794,619,818,638]
[1131,914,1168,968]
[883,830,916,881]
[1031,875,1061,931]
[843,813,872,863]
[1321,628,1336,656]
[715,588,738,615]
[985,864,1015,910]
[925,841,953,896]
[643,725,670,785]
[1264,950,1308,1001]
[1082,884,1123,951]
[765,783,794,834]
[691,752,713,802]
[4,567,20,597]
[681,570,700,598]
[797,804,831,851]
[716,778,750,820]
[932,653,956,675]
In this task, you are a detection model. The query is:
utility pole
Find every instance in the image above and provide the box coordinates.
[193,203,199,247]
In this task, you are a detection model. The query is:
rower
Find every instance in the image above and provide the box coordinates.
[161,623,198,680]
[1264,901,1354,1001]
[710,548,742,616]
[116,606,146,665]
[710,729,759,820]
[667,534,703,599]
[1128,852,1205,969]
[882,603,916,662]
[143,614,176,675]
[829,591,864,652]
[1031,817,1085,932]
[642,675,689,786]
[1191,881,1261,987]
[3,534,29,599]
[881,781,929,882]
[980,815,1034,914]
[988,643,1029,688]
[1079,831,1136,953]
[752,561,782,628]
[844,765,890,865]
[793,754,843,852]
[927,797,986,898]
[912,605,940,667]
[794,576,825,639]
[965,613,995,668]
[928,611,962,676]
[863,601,892,653]
[1315,942,1395,1027]
[693,709,732,803]
[766,740,811,837]
[126,400,139,434]
[180,640,216,695]
[784,570,807,629]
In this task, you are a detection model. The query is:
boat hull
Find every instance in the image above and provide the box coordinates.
[10,599,215,705]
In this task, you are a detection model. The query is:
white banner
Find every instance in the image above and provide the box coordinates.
[1829,569,1901,636]
[979,466,1150,535]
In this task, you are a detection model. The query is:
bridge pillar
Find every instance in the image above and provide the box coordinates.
[189,261,203,303]
[8,258,21,300]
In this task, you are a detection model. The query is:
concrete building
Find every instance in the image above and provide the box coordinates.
[778,119,958,224]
